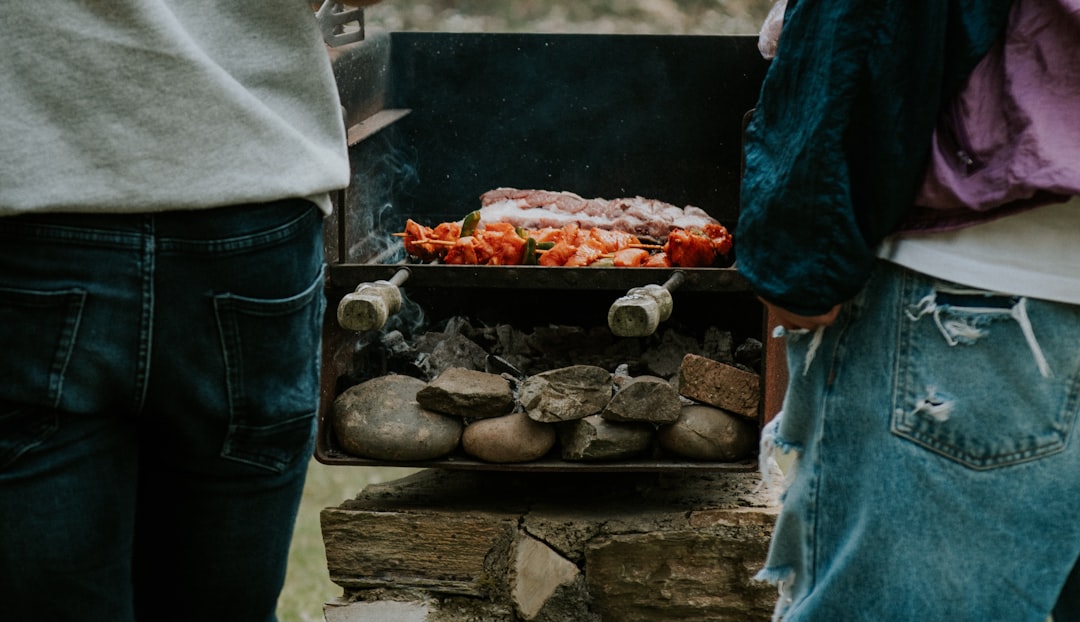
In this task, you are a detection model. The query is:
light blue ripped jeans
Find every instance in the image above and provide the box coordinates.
[757,260,1080,622]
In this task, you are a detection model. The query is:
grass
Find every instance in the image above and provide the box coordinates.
[277,460,419,622]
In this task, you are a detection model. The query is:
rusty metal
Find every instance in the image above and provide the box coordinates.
[329,264,747,293]
[316,442,756,474]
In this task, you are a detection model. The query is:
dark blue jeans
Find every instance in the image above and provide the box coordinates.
[0,200,326,621]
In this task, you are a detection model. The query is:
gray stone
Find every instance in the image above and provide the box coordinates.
[600,375,680,424]
[332,374,463,461]
[658,404,758,462]
[520,365,613,423]
[416,367,515,419]
[462,411,557,463]
[559,415,654,462]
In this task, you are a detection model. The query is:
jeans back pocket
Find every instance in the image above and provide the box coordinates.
[212,266,325,472]
[891,286,1079,470]
[0,286,86,409]
[0,286,84,468]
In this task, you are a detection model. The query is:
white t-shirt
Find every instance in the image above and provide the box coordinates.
[878,196,1080,305]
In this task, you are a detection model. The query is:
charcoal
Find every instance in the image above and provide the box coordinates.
[701,327,735,364]
[640,328,701,379]
[734,337,763,369]
[427,334,489,376]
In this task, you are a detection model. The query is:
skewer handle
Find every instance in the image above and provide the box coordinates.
[607,271,686,337]
[337,268,410,332]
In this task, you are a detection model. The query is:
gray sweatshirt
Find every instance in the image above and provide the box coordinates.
[0,1,350,216]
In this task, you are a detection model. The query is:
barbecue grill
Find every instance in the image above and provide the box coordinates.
[316,30,777,472]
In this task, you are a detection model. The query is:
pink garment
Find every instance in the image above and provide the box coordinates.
[903,0,1080,232]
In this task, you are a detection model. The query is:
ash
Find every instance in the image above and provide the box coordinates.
[339,315,762,390]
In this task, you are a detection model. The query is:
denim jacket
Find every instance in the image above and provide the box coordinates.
[736,0,1014,316]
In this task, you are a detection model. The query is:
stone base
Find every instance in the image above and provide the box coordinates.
[321,468,779,621]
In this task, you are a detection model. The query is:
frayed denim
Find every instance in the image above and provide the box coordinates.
[757,261,1080,622]
[0,200,325,621]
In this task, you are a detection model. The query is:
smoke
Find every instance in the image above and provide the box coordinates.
[383,289,426,338]
[344,130,420,263]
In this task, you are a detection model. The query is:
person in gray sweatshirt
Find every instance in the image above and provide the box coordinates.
[0,2,375,620]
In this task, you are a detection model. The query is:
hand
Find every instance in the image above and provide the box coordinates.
[761,298,841,331]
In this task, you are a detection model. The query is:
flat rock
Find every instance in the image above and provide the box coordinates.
[657,404,757,462]
[600,375,680,424]
[519,365,613,424]
[332,375,463,461]
[462,411,557,463]
[559,415,654,462]
[416,367,515,419]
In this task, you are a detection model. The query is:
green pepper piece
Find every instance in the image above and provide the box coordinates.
[460,210,481,237]
[590,257,615,267]
[524,237,538,265]
[535,241,555,250]
[515,226,528,239]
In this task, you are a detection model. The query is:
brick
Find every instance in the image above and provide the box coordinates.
[678,353,760,420]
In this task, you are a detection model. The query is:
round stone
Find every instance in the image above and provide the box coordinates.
[657,404,757,461]
[461,411,557,463]
[333,374,463,461]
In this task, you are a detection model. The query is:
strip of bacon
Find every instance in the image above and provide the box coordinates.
[478,187,721,240]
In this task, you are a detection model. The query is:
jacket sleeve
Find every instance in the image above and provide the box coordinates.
[735,0,1012,316]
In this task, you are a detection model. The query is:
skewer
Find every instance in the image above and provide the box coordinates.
[392,232,456,246]
[365,246,408,265]
[396,232,664,249]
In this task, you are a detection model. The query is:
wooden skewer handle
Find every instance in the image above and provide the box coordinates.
[336,268,411,332]
[607,271,685,337]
